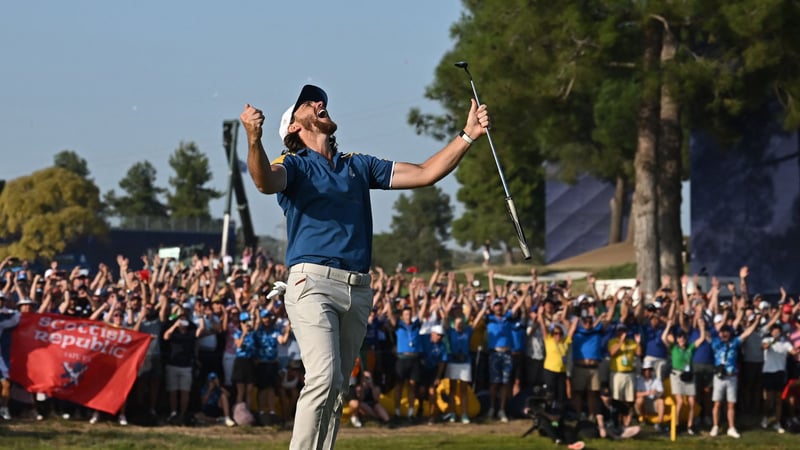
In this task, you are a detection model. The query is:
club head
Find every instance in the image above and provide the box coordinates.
[454,61,469,69]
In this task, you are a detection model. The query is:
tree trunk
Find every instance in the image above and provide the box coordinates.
[609,175,626,244]
[657,21,684,290]
[633,22,662,295]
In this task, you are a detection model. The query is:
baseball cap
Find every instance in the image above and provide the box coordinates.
[208,372,218,381]
[260,309,275,319]
[783,304,793,314]
[278,85,328,140]
[430,325,445,335]
[642,360,654,370]
[239,311,251,322]
[492,298,503,306]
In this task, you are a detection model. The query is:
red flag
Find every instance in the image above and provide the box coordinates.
[10,312,152,414]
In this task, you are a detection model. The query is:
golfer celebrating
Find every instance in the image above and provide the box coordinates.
[240,85,489,450]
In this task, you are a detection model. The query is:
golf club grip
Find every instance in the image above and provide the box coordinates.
[505,197,531,260]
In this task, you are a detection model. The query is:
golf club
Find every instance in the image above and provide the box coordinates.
[454,61,531,260]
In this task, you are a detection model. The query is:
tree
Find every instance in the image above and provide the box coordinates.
[53,150,91,179]
[0,167,108,261]
[104,161,168,220]
[166,141,222,219]
[372,186,453,271]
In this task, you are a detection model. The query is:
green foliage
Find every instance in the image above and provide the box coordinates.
[104,161,168,219]
[166,141,222,219]
[0,167,108,261]
[53,150,91,179]
[372,186,453,271]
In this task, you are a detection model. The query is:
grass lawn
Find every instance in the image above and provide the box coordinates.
[0,417,795,450]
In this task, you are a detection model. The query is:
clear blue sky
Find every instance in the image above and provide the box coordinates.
[0,0,466,239]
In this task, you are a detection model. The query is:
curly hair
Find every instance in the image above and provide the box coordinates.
[283,132,338,154]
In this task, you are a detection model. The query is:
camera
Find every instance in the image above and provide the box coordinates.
[714,364,728,378]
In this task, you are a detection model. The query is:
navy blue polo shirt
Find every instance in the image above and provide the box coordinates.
[274,149,393,273]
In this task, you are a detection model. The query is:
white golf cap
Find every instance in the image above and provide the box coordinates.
[278,104,294,141]
[278,84,328,141]
[430,325,445,335]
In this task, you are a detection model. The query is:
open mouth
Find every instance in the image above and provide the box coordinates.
[317,108,328,119]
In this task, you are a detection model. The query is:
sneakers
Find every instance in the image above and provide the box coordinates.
[442,412,455,423]
[89,412,99,425]
[119,414,127,426]
[0,406,10,420]
[687,426,695,436]
[225,417,236,427]
[761,416,769,429]
[62,413,71,420]
[36,414,44,421]
[350,415,362,428]
[773,423,785,434]
[709,425,719,437]
[461,414,471,424]
[167,411,178,425]
[727,427,741,439]
[487,407,495,419]
[567,442,585,450]
[497,410,508,423]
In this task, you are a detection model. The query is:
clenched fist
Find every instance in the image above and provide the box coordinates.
[240,104,265,139]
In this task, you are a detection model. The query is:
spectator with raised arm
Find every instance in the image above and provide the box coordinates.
[386,292,423,423]
[708,303,760,439]
[662,311,706,435]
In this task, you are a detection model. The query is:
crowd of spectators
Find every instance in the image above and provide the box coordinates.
[1,253,800,442]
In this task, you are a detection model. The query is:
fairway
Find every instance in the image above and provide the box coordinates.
[0,419,795,450]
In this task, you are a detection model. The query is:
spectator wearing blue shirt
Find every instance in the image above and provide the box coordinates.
[689,304,715,428]
[232,312,257,412]
[443,313,478,424]
[197,372,235,427]
[708,316,759,439]
[482,292,526,423]
[253,309,289,425]
[387,300,423,421]
[569,298,615,422]
[419,325,448,424]
[641,308,669,381]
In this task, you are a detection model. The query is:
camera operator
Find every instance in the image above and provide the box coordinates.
[522,386,586,450]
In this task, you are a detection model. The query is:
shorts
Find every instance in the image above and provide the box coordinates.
[712,374,738,403]
[763,371,786,392]
[489,351,513,385]
[611,371,635,403]
[232,357,256,385]
[571,365,600,392]
[670,372,696,396]
[639,396,662,415]
[445,362,472,382]
[396,355,420,383]
[693,363,714,392]
[254,361,280,389]
[165,365,192,392]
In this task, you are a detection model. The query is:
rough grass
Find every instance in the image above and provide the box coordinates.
[0,418,796,450]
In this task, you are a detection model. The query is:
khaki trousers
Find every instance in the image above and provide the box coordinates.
[284,269,372,450]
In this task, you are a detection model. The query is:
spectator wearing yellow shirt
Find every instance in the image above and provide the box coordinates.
[608,323,641,426]
[538,310,574,407]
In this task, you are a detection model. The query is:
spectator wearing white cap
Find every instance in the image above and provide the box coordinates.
[761,319,796,433]
[538,308,572,409]
[661,314,706,435]
[634,360,664,428]
[442,309,482,424]
[419,325,448,424]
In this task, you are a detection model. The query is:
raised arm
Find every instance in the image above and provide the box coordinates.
[390,100,489,189]
[241,104,287,194]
